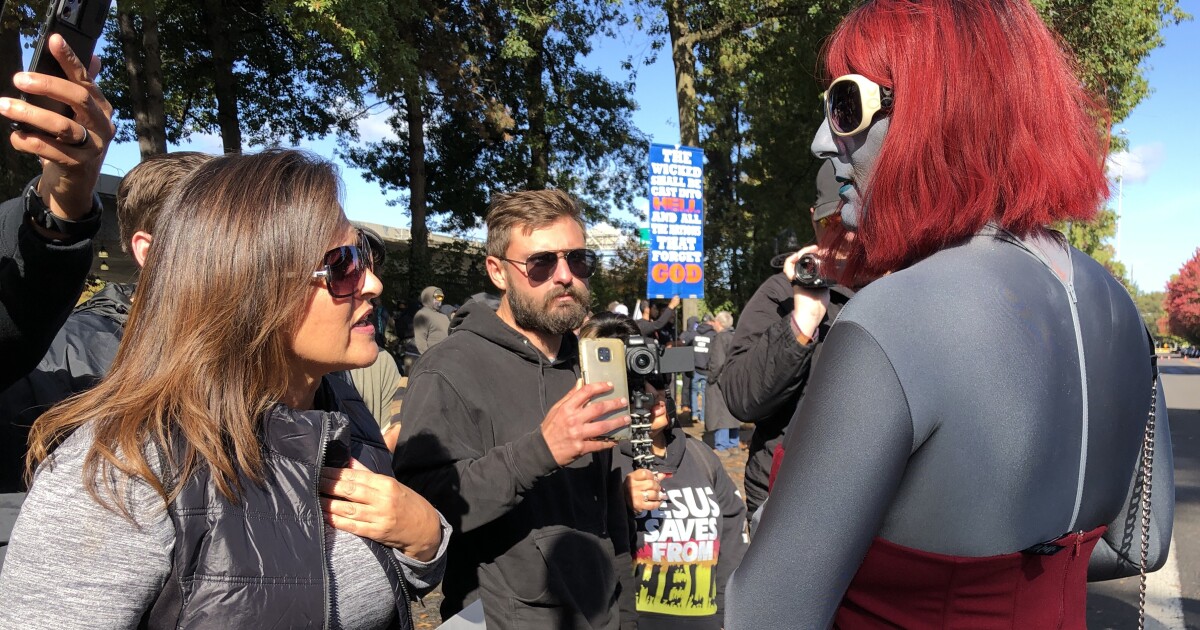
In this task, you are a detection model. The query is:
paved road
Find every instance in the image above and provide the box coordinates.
[1088,357,1200,630]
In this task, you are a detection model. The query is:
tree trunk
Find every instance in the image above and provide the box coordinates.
[0,14,39,199]
[203,0,241,153]
[405,86,430,285]
[116,4,167,158]
[525,25,549,189]
[666,0,699,147]
[141,5,167,155]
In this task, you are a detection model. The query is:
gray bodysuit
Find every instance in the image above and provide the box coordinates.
[726,227,1173,628]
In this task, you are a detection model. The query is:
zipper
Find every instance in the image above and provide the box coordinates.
[314,414,332,630]
[1064,271,1090,532]
[387,548,416,630]
[987,225,1090,531]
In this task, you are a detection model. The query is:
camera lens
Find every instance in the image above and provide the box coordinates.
[597,347,611,362]
[633,352,653,372]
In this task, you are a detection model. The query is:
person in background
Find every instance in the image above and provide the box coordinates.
[727,0,1172,626]
[582,312,748,630]
[679,315,715,422]
[392,189,635,629]
[347,348,406,452]
[677,315,698,416]
[636,297,680,345]
[0,150,449,628]
[720,159,853,523]
[0,35,114,390]
[413,285,450,354]
[704,311,741,454]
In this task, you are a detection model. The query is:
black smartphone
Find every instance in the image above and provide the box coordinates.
[16,0,112,124]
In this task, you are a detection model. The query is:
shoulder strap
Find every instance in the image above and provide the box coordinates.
[1138,327,1160,630]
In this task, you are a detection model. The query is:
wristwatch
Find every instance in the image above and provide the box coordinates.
[24,176,103,242]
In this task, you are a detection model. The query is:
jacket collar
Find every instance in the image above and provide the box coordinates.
[260,377,351,466]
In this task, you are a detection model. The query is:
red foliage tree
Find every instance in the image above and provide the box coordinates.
[1164,248,1200,344]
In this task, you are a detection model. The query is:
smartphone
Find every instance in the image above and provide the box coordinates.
[17,0,113,123]
[579,337,631,441]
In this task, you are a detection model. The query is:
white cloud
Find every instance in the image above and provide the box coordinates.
[356,107,402,144]
[1106,142,1165,184]
[175,132,224,154]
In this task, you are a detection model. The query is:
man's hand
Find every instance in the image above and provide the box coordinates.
[2,34,115,222]
[784,246,830,339]
[668,296,681,309]
[541,381,630,467]
[321,458,444,562]
[625,468,665,513]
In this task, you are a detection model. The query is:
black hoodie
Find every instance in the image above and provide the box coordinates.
[615,428,748,630]
[392,300,635,629]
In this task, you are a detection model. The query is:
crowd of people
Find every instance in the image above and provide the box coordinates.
[0,0,1176,628]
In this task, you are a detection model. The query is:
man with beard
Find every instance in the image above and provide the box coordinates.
[392,189,636,630]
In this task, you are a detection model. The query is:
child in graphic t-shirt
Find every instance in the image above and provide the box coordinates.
[580,313,749,630]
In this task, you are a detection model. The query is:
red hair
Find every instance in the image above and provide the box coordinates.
[821,0,1110,280]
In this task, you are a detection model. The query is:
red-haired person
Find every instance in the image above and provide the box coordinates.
[727,1,1172,628]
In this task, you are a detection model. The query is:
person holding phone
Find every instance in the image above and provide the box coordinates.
[0,150,449,628]
[392,189,637,629]
[0,33,115,390]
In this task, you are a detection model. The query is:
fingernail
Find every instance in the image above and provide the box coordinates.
[0,98,8,113]
[14,73,31,87]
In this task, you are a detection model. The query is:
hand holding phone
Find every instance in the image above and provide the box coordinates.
[579,338,632,441]
[539,378,629,468]
[2,0,115,222]
[19,0,112,122]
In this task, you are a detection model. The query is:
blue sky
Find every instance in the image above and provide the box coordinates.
[78,4,1197,292]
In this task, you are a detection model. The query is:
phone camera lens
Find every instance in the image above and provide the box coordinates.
[597,347,611,362]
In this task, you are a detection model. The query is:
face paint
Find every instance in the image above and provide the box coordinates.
[811,116,890,231]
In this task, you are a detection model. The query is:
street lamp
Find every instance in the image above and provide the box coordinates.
[1115,128,1128,261]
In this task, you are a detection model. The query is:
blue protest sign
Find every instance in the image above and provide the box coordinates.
[646,143,704,299]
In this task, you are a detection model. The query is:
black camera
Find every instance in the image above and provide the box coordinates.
[623,335,695,469]
[625,335,695,386]
[791,253,833,289]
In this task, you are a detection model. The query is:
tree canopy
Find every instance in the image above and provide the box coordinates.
[1164,248,1200,344]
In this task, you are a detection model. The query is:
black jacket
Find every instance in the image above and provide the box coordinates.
[680,323,715,374]
[720,273,853,515]
[392,300,635,629]
[636,307,675,345]
[0,282,134,493]
[0,189,101,390]
[144,376,422,630]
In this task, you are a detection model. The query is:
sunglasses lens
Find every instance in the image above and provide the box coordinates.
[827,80,863,134]
[525,252,560,283]
[566,249,598,279]
[324,245,366,297]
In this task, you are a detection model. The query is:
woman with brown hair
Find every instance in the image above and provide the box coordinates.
[0,149,448,629]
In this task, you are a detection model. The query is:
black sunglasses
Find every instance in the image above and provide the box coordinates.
[313,236,374,298]
[501,248,599,283]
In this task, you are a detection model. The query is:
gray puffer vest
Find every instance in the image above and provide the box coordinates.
[140,376,414,630]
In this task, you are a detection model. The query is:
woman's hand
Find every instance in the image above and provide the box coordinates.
[783,246,831,339]
[320,458,443,562]
[625,468,665,513]
[1,34,115,222]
